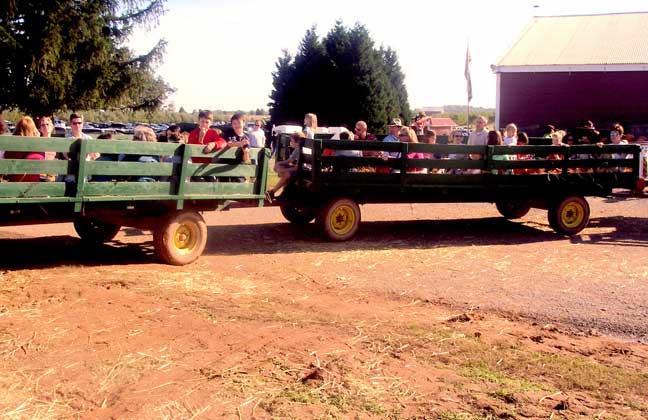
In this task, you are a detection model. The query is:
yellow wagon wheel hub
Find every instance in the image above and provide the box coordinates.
[329,205,356,235]
[174,223,199,253]
[561,202,584,228]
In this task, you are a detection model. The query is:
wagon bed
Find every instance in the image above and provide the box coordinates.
[276,137,644,240]
[0,135,270,264]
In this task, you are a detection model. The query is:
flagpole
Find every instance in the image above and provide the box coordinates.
[465,40,472,128]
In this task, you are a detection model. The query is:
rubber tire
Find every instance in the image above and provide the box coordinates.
[73,218,121,243]
[280,204,316,225]
[547,196,590,235]
[317,197,361,242]
[495,201,531,219]
[154,211,207,265]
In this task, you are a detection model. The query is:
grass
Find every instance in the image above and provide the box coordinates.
[434,413,499,420]
[458,362,546,393]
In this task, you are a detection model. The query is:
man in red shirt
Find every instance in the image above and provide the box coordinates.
[188,110,226,164]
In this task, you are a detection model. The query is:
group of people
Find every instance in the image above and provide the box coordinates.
[0,111,270,183]
[0,114,82,182]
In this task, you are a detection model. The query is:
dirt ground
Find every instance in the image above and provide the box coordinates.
[1,196,647,419]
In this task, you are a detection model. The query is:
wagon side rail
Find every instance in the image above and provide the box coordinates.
[294,138,641,194]
[0,135,270,209]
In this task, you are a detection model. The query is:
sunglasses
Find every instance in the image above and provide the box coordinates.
[72,121,83,125]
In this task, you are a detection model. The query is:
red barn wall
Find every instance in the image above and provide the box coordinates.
[499,71,648,135]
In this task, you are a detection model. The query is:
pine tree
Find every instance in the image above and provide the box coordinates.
[268,22,410,133]
[268,49,296,126]
[382,47,411,124]
[0,0,171,115]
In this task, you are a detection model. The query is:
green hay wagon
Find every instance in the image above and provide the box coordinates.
[0,135,270,265]
[275,136,644,241]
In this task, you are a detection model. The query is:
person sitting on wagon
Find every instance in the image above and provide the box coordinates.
[334,131,362,172]
[503,123,518,146]
[265,132,305,202]
[122,126,160,182]
[607,125,632,171]
[378,118,402,173]
[4,116,44,182]
[400,126,427,173]
[354,120,377,155]
[446,129,468,175]
[487,130,512,174]
[189,110,227,181]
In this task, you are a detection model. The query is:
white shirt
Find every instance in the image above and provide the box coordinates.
[468,129,488,146]
[248,127,266,148]
[503,136,517,146]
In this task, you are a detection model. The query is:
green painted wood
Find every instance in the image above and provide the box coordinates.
[187,163,258,177]
[0,135,75,152]
[175,144,192,210]
[254,148,270,207]
[74,137,89,211]
[321,156,485,170]
[185,182,256,195]
[85,161,174,176]
[84,182,174,196]
[0,182,66,197]
[83,139,180,155]
[320,172,487,185]
[489,158,635,170]
[0,196,78,204]
[0,160,69,174]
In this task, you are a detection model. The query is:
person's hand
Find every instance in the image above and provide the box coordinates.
[203,142,215,153]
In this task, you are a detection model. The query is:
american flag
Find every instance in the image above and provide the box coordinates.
[465,44,472,102]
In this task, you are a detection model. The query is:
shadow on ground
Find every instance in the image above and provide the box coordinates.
[0,235,155,269]
[1,215,646,269]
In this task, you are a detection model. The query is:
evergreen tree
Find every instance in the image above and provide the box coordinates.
[0,0,171,115]
[269,49,296,126]
[268,22,410,133]
[382,47,411,124]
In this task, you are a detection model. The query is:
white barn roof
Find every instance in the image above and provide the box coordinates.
[493,12,648,73]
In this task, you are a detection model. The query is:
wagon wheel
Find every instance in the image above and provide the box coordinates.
[280,203,316,225]
[495,200,531,219]
[153,211,207,265]
[548,196,590,235]
[317,197,361,241]
[73,218,121,243]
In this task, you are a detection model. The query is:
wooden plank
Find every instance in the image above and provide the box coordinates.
[187,163,258,177]
[0,160,69,174]
[0,135,75,152]
[0,182,66,197]
[83,139,180,155]
[185,182,256,195]
[74,137,89,211]
[322,156,485,170]
[84,161,175,176]
[84,182,174,196]
[490,158,636,170]
[254,148,270,206]
[175,144,192,210]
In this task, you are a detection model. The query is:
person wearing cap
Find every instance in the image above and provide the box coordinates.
[384,118,402,144]
[378,118,403,173]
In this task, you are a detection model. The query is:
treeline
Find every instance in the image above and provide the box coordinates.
[1,109,269,124]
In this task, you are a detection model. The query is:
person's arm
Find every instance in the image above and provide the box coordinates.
[202,131,227,153]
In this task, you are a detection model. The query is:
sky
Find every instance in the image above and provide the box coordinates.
[128,0,648,113]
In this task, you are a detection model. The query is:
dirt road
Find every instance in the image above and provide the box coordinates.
[1,197,647,419]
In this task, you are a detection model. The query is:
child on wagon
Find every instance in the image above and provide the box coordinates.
[265,132,305,202]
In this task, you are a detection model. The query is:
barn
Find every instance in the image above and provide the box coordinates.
[492,12,648,136]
